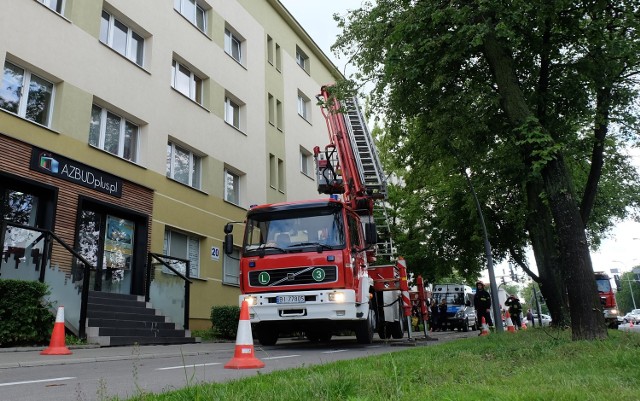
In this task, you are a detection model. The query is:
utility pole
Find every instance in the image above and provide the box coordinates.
[461,167,504,332]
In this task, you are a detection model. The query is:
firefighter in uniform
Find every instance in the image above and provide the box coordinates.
[505,295,523,329]
[474,280,493,331]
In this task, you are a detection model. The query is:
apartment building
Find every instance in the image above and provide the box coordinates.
[0,0,340,330]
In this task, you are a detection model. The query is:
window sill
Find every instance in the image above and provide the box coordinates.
[0,108,59,134]
[298,114,312,125]
[224,121,246,136]
[88,144,146,169]
[34,0,72,23]
[171,87,211,112]
[222,281,240,287]
[166,176,209,195]
[99,42,151,74]
[173,9,212,40]
[223,199,247,211]
[225,52,247,70]
[301,171,314,180]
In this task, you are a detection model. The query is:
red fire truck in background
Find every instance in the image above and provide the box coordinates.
[224,86,422,345]
[595,271,620,328]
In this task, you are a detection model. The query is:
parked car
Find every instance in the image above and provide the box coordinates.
[623,309,640,324]
[531,313,552,327]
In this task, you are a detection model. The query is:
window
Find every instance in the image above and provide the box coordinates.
[297,91,310,121]
[171,60,203,104]
[224,28,243,64]
[269,154,276,188]
[268,93,275,125]
[167,142,202,189]
[300,147,312,176]
[174,0,206,33]
[276,99,283,130]
[224,97,240,129]
[89,104,139,162]
[224,168,240,205]
[266,35,274,65]
[37,0,63,14]
[0,61,54,126]
[164,229,200,278]
[296,46,309,73]
[278,158,285,192]
[100,11,144,66]
[275,43,282,71]
[223,248,240,285]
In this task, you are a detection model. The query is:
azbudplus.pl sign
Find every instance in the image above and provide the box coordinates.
[30,147,123,197]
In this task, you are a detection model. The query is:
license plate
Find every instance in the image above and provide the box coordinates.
[276,295,305,304]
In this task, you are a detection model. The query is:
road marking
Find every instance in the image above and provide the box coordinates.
[0,377,76,387]
[262,354,300,360]
[156,363,222,371]
[322,349,348,354]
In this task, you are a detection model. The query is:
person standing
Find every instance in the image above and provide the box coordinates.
[527,308,534,327]
[474,281,493,331]
[429,299,439,332]
[505,295,523,329]
[438,298,448,331]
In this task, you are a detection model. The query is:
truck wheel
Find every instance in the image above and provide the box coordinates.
[355,301,376,344]
[257,327,278,346]
[463,318,469,332]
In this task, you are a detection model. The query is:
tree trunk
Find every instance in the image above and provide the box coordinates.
[482,29,607,340]
[525,179,570,327]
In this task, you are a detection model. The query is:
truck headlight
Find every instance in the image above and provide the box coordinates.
[243,296,257,306]
[329,292,345,303]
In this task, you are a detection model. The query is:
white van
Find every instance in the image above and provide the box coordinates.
[432,283,478,331]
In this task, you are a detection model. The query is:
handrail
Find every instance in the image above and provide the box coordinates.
[147,253,192,330]
[2,220,94,339]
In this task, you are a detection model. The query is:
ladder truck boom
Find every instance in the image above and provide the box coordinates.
[223,85,423,346]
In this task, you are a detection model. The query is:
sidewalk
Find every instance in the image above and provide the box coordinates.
[0,342,231,370]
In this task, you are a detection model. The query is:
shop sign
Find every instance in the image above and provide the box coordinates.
[30,147,123,197]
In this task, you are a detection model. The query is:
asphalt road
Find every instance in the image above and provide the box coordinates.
[0,330,475,401]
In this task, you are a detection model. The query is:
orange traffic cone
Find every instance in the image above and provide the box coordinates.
[630,320,634,328]
[41,306,72,355]
[505,311,516,333]
[521,320,528,330]
[479,316,490,337]
[224,300,265,369]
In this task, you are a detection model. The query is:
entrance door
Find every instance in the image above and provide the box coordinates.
[1,179,55,281]
[77,209,136,295]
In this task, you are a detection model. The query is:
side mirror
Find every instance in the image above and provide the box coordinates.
[224,233,234,255]
[224,223,234,234]
[364,222,377,246]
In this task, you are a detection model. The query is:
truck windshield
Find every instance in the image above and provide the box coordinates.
[243,208,345,254]
[434,293,465,305]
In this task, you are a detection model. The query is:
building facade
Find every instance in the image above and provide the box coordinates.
[0,0,340,329]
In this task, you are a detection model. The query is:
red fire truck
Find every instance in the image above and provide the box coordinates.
[223,86,419,345]
[595,271,620,328]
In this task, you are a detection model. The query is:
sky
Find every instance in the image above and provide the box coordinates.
[279,1,640,277]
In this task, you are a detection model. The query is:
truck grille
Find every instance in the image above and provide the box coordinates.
[249,265,338,287]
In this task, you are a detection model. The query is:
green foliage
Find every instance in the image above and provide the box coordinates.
[209,305,240,340]
[0,279,54,347]
[117,329,640,401]
[331,0,640,292]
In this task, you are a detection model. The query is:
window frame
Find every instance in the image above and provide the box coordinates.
[174,0,207,33]
[224,96,240,129]
[222,247,240,286]
[0,61,55,127]
[295,46,309,73]
[99,10,145,66]
[163,228,200,278]
[224,28,244,65]
[166,141,202,189]
[171,60,203,104]
[224,168,241,205]
[300,147,312,177]
[297,91,310,121]
[37,0,64,14]
[89,104,139,162]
